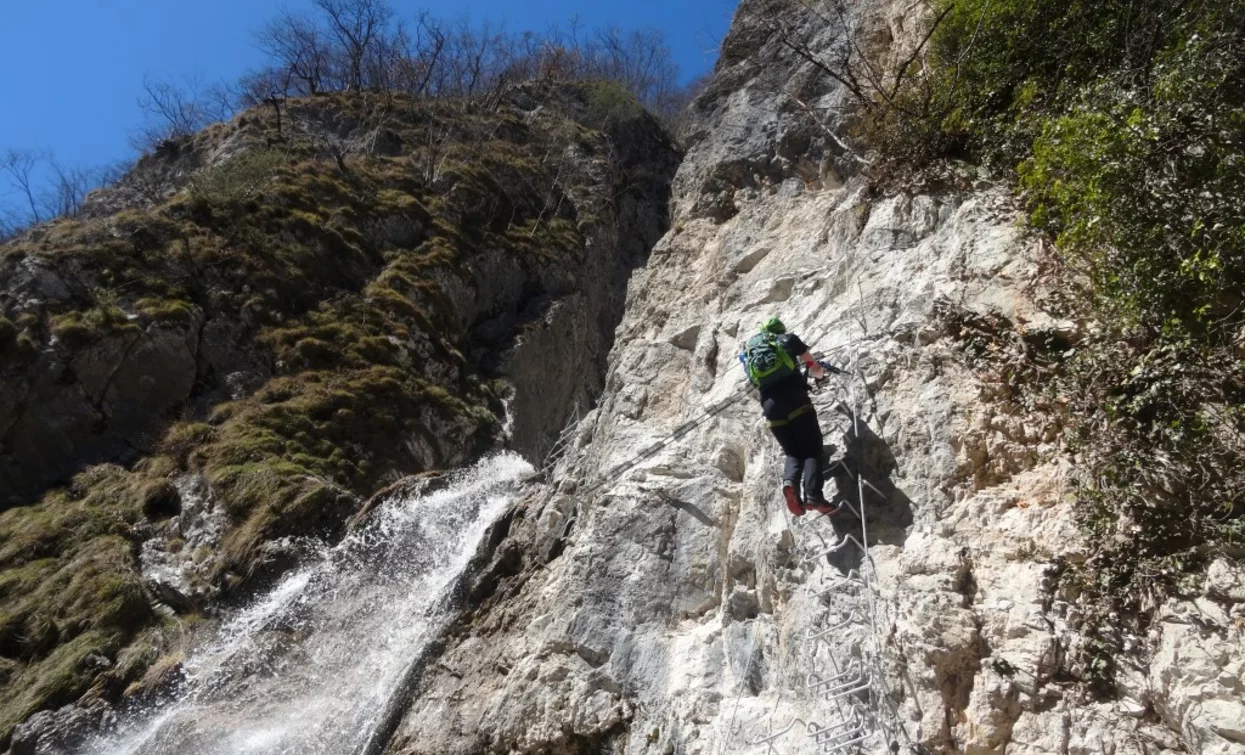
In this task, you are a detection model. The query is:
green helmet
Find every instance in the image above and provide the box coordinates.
[760,316,786,334]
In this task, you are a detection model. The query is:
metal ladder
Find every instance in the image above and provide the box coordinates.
[745,356,911,755]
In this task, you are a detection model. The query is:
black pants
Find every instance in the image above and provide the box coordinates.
[765,403,826,504]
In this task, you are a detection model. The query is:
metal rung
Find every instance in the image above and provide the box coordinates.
[824,676,871,703]
[807,665,864,695]
[807,667,871,702]
[861,478,887,500]
[807,715,867,746]
[804,611,865,642]
[827,459,855,481]
[746,717,802,746]
[801,535,866,566]
[806,568,866,592]
[821,729,869,753]
[807,713,861,738]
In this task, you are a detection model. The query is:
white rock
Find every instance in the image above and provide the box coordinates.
[1207,558,1245,603]
[381,1,1245,753]
[1201,699,1245,744]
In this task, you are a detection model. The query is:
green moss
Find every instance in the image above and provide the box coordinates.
[0,88,613,733]
[188,149,289,205]
[0,630,121,742]
[583,80,645,128]
[49,293,141,348]
[160,423,217,465]
[134,298,196,324]
[0,317,15,350]
[0,517,151,742]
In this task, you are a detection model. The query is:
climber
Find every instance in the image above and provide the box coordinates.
[739,317,843,518]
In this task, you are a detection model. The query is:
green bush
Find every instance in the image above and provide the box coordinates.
[854,0,1245,688]
[583,80,645,129]
[188,149,288,205]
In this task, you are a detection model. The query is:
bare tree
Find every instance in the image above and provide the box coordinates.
[403,13,448,96]
[239,67,293,106]
[446,17,510,98]
[132,75,213,151]
[0,207,25,241]
[45,158,97,216]
[1,149,45,224]
[311,0,394,92]
[585,26,678,109]
[749,0,952,120]
[255,10,336,95]
[238,67,296,141]
[242,5,685,117]
[0,150,130,234]
[655,71,712,131]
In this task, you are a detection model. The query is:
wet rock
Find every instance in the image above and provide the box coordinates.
[9,702,114,755]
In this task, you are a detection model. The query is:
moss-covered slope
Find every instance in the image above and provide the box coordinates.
[0,82,677,745]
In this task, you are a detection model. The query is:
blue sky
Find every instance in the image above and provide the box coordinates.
[0,0,733,174]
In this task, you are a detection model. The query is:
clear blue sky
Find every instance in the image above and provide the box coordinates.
[0,0,734,171]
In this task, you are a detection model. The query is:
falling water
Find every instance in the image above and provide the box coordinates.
[84,453,533,755]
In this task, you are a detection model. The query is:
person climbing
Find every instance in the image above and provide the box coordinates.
[740,317,841,518]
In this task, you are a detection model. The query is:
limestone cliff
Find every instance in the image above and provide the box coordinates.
[0,83,678,748]
[382,2,1245,754]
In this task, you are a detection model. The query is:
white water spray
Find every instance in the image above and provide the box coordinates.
[85,453,533,755]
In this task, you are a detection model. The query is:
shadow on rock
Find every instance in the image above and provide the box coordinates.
[823,410,914,551]
[652,490,718,528]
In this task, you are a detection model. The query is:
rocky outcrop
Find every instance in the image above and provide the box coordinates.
[0,87,676,508]
[381,2,1245,755]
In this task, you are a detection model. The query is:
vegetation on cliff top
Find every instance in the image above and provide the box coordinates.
[0,80,665,745]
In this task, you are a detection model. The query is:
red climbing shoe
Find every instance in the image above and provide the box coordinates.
[783,484,805,517]
[805,499,841,516]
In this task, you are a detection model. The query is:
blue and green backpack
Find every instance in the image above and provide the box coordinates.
[743,332,796,388]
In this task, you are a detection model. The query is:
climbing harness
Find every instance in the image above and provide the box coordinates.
[765,403,813,429]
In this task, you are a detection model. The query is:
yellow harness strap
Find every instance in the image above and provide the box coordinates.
[766,403,812,429]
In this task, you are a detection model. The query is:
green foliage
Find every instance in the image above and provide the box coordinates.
[0,90,621,733]
[188,149,288,205]
[1018,39,1245,333]
[0,467,157,745]
[583,80,645,129]
[857,0,1245,691]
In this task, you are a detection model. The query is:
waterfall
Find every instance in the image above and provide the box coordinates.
[84,453,533,755]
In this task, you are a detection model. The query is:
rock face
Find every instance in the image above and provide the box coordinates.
[383,2,1245,755]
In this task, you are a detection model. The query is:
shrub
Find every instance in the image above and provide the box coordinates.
[583,80,645,129]
[850,0,1245,688]
[188,149,288,205]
